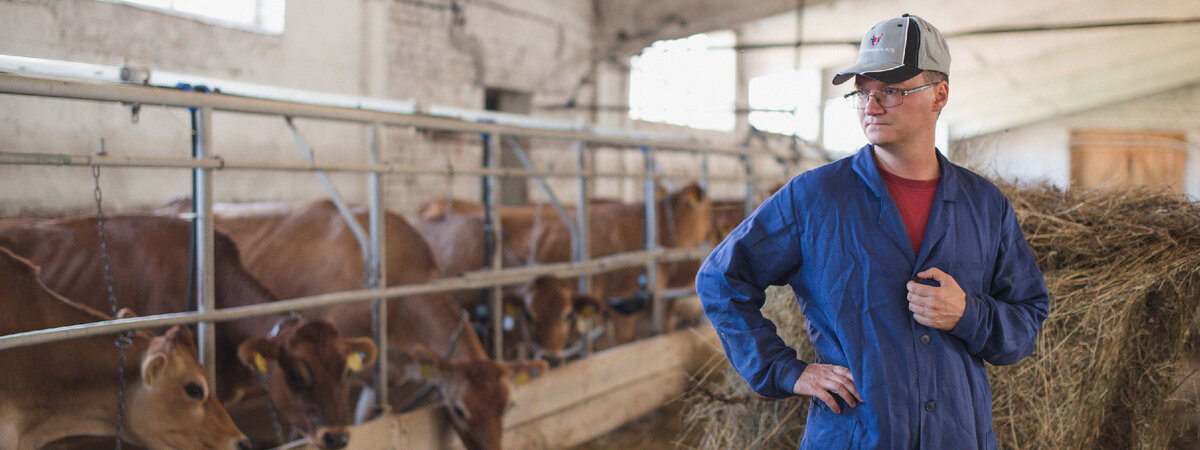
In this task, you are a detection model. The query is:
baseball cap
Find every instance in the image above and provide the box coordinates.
[832,14,950,85]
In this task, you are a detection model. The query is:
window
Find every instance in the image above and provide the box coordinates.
[629,31,736,131]
[102,0,286,35]
[747,69,821,141]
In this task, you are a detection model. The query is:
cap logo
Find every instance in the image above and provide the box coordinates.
[870,34,883,46]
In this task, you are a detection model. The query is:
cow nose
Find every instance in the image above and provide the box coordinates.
[236,438,253,450]
[323,431,350,449]
[545,354,564,368]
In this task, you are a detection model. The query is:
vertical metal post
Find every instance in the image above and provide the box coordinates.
[574,140,592,354]
[367,122,388,411]
[741,153,756,218]
[574,141,591,295]
[641,146,662,334]
[193,106,217,387]
[482,133,504,360]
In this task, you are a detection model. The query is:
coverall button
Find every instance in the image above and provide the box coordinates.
[920,334,931,344]
[925,400,936,412]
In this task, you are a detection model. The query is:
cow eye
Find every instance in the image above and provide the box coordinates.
[285,365,312,391]
[184,381,206,401]
[451,404,468,421]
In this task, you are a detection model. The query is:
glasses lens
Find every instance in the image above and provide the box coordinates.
[846,91,867,109]
[879,90,902,108]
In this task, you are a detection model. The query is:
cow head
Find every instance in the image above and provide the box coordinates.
[506,276,604,366]
[124,326,252,450]
[392,346,549,450]
[237,318,377,449]
[658,183,714,248]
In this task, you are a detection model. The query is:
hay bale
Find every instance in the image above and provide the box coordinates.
[682,183,1200,449]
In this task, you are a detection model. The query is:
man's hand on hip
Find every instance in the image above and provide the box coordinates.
[907,267,966,331]
[792,364,863,414]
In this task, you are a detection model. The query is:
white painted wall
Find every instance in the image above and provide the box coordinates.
[0,0,627,217]
[953,82,1200,201]
[0,0,374,216]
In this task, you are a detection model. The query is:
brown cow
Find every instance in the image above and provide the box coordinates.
[419,183,715,345]
[159,199,547,450]
[0,246,251,450]
[711,200,749,242]
[413,213,603,365]
[0,215,375,449]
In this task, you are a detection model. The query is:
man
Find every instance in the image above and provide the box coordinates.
[696,14,1049,449]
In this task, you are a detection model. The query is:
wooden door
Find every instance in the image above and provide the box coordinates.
[1070,130,1186,193]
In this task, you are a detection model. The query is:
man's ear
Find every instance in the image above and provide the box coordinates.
[341,337,378,373]
[932,81,949,113]
[237,338,280,374]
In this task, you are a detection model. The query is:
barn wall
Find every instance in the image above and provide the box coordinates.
[0,0,377,216]
[0,0,755,218]
[953,82,1200,200]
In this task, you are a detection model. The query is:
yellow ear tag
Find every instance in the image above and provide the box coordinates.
[145,372,156,386]
[504,304,516,316]
[419,363,435,380]
[347,352,364,372]
[253,353,269,373]
[514,372,530,386]
[580,305,595,319]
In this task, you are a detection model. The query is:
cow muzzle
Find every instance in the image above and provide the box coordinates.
[315,427,350,449]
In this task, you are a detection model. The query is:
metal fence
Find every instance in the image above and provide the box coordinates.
[0,55,782,410]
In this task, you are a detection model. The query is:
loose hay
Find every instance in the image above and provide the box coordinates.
[682,183,1200,449]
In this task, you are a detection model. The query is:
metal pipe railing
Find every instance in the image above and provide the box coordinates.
[0,150,754,182]
[0,73,750,157]
[0,246,709,351]
[367,122,389,413]
[193,105,217,384]
[0,61,739,360]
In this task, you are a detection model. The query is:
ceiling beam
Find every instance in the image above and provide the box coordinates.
[944,24,1200,138]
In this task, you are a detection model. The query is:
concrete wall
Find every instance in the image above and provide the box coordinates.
[0,0,735,218]
[1,0,376,216]
[954,82,1200,200]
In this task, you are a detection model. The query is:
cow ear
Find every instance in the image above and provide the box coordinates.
[410,345,442,380]
[391,345,442,381]
[341,337,378,373]
[506,359,550,386]
[685,183,705,201]
[237,338,280,374]
[573,295,604,319]
[502,293,525,316]
[141,353,167,388]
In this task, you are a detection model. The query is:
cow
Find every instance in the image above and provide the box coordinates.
[711,200,749,242]
[413,212,603,365]
[418,183,715,345]
[0,215,375,449]
[0,246,251,450]
[158,199,548,450]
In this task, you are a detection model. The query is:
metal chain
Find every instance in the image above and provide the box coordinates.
[265,372,286,445]
[94,164,132,450]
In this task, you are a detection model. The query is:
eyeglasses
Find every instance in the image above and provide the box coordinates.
[843,82,939,109]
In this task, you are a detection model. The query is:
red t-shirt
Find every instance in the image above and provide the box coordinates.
[878,167,940,255]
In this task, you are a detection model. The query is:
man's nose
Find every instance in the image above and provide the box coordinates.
[863,94,887,114]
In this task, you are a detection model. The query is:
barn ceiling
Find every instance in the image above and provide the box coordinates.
[593,0,1200,140]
